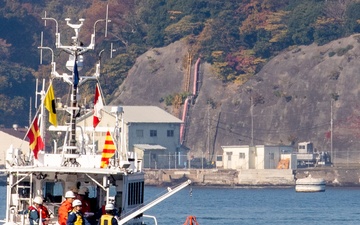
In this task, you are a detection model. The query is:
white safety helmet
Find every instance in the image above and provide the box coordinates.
[72,199,82,207]
[65,190,76,198]
[33,196,43,205]
[105,203,115,211]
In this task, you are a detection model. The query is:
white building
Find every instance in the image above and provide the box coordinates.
[73,105,184,169]
[0,127,30,166]
[219,145,296,170]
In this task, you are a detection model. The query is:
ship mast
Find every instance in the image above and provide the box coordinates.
[40,12,110,165]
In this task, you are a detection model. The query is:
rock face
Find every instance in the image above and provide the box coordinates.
[112,35,360,163]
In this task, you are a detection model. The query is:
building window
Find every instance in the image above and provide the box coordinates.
[226,152,232,160]
[239,153,245,159]
[150,130,157,137]
[269,153,274,159]
[167,130,174,137]
[151,153,157,160]
[136,129,143,137]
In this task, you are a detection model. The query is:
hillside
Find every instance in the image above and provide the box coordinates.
[111,35,360,163]
[2,0,360,129]
[1,1,360,164]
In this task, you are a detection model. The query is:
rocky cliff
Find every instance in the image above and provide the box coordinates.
[111,35,360,163]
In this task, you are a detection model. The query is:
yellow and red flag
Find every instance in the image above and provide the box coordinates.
[27,116,44,159]
[100,131,116,168]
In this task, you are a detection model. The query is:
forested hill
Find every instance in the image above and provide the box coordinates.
[1,0,360,130]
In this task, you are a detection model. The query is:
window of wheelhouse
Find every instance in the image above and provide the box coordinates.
[42,181,63,203]
[128,181,144,206]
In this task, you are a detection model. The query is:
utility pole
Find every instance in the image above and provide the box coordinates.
[245,87,254,146]
[251,96,254,146]
[207,103,210,162]
[330,98,333,164]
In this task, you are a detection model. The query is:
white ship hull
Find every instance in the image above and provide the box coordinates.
[295,176,326,192]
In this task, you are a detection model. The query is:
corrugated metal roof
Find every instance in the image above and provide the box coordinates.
[104,106,183,123]
[133,144,166,150]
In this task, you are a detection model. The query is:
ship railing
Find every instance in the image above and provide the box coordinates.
[118,180,191,224]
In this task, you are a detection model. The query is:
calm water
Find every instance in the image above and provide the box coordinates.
[1,186,360,225]
[143,186,360,225]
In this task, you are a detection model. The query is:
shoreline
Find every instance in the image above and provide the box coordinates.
[144,167,360,187]
[2,167,360,188]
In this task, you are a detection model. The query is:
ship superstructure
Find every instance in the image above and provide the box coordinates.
[1,9,190,225]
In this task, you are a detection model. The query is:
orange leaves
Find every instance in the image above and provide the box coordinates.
[315,17,340,27]
[211,49,265,81]
[239,0,273,34]
[240,9,288,38]
[226,50,264,76]
[239,0,289,43]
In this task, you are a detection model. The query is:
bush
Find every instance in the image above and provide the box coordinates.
[328,51,336,57]
[336,45,353,56]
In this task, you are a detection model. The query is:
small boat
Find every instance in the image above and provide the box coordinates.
[295,175,326,192]
[0,7,191,225]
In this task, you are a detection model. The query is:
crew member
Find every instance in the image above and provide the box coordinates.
[78,187,94,224]
[71,186,80,199]
[98,204,118,225]
[58,191,76,225]
[29,196,50,225]
[78,187,91,213]
[67,199,90,225]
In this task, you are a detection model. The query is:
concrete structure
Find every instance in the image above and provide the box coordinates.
[0,127,29,166]
[220,145,295,170]
[72,105,184,169]
[144,169,295,186]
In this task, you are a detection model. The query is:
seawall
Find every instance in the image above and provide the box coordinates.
[0,167,359,187]
[144,168,295,187]
[144,167,360,187]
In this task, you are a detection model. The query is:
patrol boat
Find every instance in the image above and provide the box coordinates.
[295,175,326,193]
[1,10,191,225]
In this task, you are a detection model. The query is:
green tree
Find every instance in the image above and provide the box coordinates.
[286,1,324,45]
[0,62,35,127]
[344,2,360,34]
[313,18,344,45]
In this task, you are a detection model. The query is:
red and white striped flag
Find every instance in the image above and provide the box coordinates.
[93,83,104,128]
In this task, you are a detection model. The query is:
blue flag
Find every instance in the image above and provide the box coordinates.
[73,60,79,88]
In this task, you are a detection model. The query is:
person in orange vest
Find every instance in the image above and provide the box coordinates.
[58,191,76,225]
[28,196,50,225]
[98,204,118,225]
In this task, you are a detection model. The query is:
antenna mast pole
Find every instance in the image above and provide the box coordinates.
[40,13,110,164]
